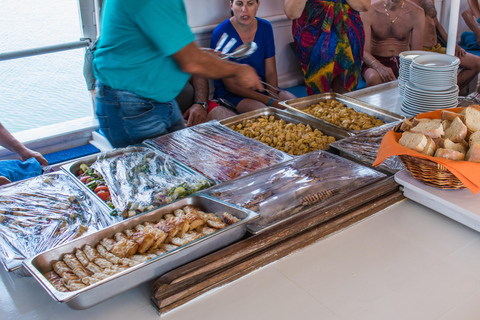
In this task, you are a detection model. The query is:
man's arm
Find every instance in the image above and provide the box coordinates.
[222,56,284,109]
[183,75,209,127]
[431,5,465,56]
[284,0,308,20]
[468,0,480,21]
[410,6,426,50]
[0,123,48,165]
[173,42,263,92]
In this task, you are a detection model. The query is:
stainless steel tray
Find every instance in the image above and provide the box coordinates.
[219,107,352,154]
[279,92,404,135]
[0,172,114,275]
[23,195,258,310]
[61,145,215,216]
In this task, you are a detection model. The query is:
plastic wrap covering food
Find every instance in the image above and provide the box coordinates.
[145,121,293,183]
[203,151,386,233]
[330,122,404,174]
[89,146,214,218]
[0,173,118,271]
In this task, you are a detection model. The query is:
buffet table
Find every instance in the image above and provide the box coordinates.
[3,82,480,319]
[3,199,480,320]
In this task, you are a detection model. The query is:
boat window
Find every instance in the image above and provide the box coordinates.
[0,0,96,134]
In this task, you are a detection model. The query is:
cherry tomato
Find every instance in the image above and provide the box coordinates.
[94,185,109,194]
[80,176,92,183]
[96,191,111,202]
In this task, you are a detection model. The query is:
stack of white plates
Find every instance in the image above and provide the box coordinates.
[398,51,441,97]
[400,54,460,117]
[401,81,459,117]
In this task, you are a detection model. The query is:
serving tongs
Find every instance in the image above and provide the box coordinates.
[260,81,281,100]
[221,42,258,61]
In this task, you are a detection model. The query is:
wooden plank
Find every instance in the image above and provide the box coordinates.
[152,189,404,314]
[151,176,398,295]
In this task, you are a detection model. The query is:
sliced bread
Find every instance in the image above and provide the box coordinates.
[469,130,480,146]
[399,131,428,152]
[410,120,444,139]
[466,142,480,162]
[463,107,480,132]
[441,110,465,122]
[434,148,465,161]
[400,118,414,132]
[443,138,466,154]
[421,136,436,156]
[443,117,467,142]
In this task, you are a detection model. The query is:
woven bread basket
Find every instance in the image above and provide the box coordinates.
[393,121,466,189]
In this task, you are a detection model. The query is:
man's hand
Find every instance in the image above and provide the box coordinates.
[373,64,397,83]
[455,45,466,58]
[183,104,207,127]
[0,176,11,186]
[19,148,48,166]
[232,64,264,92]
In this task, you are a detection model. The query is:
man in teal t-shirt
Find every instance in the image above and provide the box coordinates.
[93,0,262,148]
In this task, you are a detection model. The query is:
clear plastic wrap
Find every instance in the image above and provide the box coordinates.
[202,150,386,233]
[330,122,404,174]
[145,121,293,183]
[87,146,214,218]
[0,173,118,272]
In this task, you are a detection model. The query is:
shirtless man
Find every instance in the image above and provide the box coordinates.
[360,0,425,86]
[415,0,480,92]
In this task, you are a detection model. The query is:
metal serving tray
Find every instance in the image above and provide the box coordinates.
[23,195,258,310]
[220,107,352,154]
[61,145,214,215]
[279,92,404,135]
[0,172,114,276]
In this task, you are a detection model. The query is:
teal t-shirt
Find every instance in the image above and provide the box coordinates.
[93,0,195,102]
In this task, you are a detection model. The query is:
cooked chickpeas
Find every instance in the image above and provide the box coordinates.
[302,99,385,130]
[230,115,336,155]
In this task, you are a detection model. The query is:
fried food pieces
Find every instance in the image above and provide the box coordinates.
[44,205,241,292]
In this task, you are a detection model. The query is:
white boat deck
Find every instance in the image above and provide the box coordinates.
[3,82,480,320]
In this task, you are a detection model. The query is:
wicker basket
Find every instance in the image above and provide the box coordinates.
[397,154,466,189]
[393,120,466,190]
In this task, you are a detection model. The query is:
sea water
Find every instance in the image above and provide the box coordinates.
[0,0,93,134]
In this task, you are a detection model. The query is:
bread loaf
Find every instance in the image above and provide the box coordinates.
[469,131,480,146]
[410,120,444,139]
[444,117,467,143]
[434,148,465,161]
[421,136,436,156]
[399,132,428,152]
[441,110,465,122]
[466,142,480,162]
[463,107,480,132]
[443,139,466,154]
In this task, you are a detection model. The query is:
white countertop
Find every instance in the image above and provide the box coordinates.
[3,199,480,320]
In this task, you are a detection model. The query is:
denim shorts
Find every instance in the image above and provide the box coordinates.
[95,82,185,148]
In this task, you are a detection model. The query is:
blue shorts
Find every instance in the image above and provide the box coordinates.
[0,158,42,183]
[95,82,185,148]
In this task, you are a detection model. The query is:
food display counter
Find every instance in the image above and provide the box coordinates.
[3,82,480,319]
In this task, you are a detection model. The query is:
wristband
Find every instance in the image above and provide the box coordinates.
[477,17,480,23]
[370,59,379,67]
[266,97,274,106]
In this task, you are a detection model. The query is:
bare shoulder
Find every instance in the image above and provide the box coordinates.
[405,0,425,17]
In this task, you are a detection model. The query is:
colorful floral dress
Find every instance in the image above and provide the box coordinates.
[292,0,365,94]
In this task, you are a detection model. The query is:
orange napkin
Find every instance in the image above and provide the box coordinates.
[373,107,480,194]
